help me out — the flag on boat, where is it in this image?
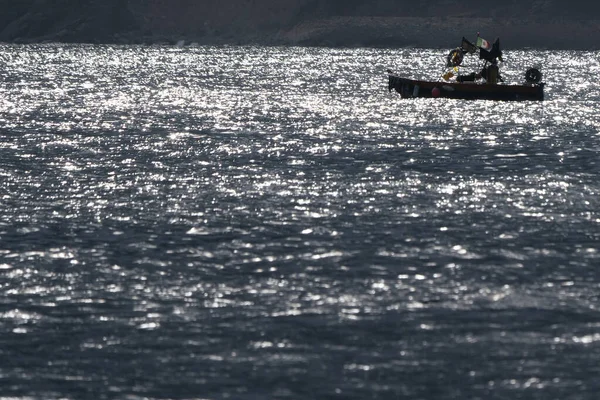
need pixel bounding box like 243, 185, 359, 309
479, 38, 503, 63
476, 36, 492, 50
461, 37, 478, 54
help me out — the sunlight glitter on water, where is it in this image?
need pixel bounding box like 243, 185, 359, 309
1, 44, 600, 399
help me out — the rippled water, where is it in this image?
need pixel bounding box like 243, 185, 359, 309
1, 44, 600, 399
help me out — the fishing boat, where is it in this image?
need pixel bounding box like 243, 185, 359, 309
387, 36, 544, 101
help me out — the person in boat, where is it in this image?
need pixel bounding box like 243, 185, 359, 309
480, 60, 503, 84
453, 36, 504, 84
455, 61, 503, 84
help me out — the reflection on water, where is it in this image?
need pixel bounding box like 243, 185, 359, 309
0, 44, 600, 399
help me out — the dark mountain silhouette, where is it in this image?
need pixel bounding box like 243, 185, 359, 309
0, 0, 137, 43
1, 0, 599, 49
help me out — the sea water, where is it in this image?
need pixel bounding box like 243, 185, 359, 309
0, 44, 599, 399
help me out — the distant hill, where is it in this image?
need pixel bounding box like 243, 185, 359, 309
1, 0, 600, 49
0, 0, 137, 43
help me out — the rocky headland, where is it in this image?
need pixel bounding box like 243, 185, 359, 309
1, 0, 599, 49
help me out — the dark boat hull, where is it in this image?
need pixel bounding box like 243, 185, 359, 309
388, 74, 544, 101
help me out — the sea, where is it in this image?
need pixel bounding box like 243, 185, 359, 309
0, 44, 599, 400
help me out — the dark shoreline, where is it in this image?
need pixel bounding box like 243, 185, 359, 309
4, 21, 600, 51
1, 1, 600, 51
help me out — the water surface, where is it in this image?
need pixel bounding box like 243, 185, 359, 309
1, 44, 599, 399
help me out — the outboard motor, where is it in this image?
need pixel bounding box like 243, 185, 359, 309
525, 67, 543, 84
